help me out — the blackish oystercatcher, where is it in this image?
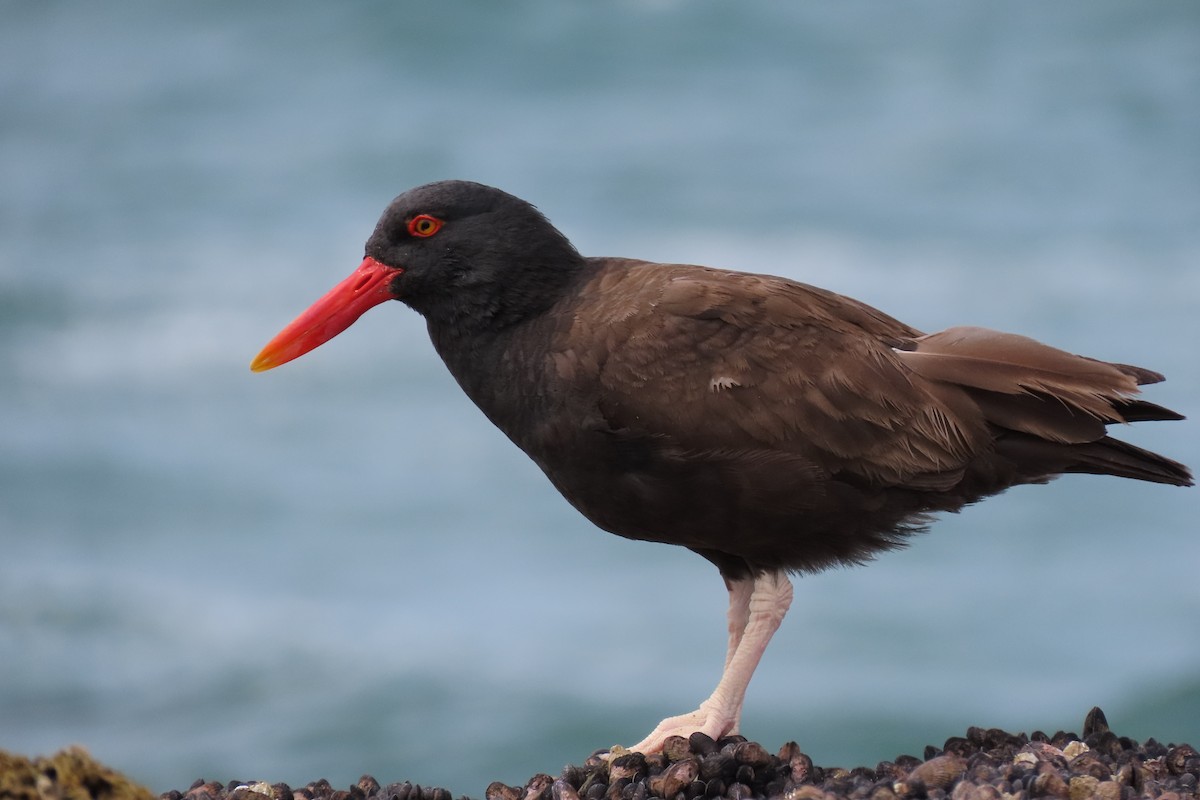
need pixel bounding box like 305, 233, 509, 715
252, 180, 1192, 753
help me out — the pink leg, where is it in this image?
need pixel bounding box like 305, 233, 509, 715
722, 575, 753, 672
626, 570, 793, 753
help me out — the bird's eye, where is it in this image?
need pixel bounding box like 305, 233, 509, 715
408, 214, 444, 238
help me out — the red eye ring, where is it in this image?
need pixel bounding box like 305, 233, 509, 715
408, 214, 444, 238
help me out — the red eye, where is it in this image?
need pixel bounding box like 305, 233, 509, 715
408, 214, 444, 238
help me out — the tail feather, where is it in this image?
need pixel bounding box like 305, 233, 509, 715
994, 433, 1193, 487
1108, 362, 1165, 385
895, 325, 1192, 488
1060, 436, 1193, 486
1112, 397, 1185, 423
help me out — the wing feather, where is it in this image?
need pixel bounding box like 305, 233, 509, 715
563, 262, 988, 487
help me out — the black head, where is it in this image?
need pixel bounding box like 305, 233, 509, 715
251, 181, 583, 373
366, 180, 584, 330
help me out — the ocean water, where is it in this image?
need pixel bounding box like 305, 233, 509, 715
2, 2, 1198, 796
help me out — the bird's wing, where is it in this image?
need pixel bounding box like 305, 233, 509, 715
558, 261, 992, 489
891, 325, 1152, 441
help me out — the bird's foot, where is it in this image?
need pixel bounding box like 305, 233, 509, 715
619, 704, 738, 755
606, 572, 791, 757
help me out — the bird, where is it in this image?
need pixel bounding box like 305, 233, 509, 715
251, 179, 1192, 754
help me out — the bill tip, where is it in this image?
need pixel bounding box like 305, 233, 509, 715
250, 352, 275, 372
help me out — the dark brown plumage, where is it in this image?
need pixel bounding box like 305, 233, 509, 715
487, 260, 1192, 580
252, 180, 1192, 753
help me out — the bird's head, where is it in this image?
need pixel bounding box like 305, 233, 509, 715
251, 180, 581, 372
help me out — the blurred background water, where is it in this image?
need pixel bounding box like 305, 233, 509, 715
2, 2, 1198, 796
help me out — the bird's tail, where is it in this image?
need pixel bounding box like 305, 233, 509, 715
995, 432, 1193, 487
895, 325, 1193, 488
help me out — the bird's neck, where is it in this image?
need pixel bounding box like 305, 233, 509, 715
420, 254, 603, 454
424, 313, 558, 446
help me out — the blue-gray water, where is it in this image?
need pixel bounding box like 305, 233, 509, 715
2, 3, 1198, 797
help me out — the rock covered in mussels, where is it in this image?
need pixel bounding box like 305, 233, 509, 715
146, 709, 1199, 800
